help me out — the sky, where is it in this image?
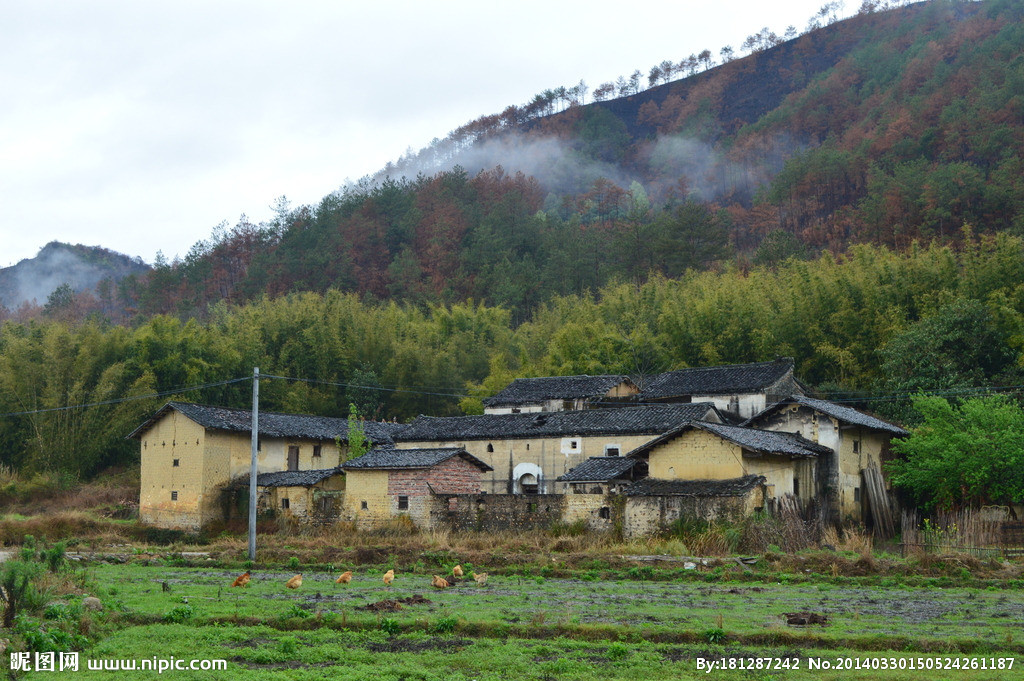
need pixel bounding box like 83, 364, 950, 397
1, 0, 840, 268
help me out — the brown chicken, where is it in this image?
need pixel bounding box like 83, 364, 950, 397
473, 572, 488, 586
231, 571, 251, 587
431, 575, 450, 589
383, 569, 395, 586
452, 564, 464, 577
285, 573, 303, 589
335, 570, 353, 584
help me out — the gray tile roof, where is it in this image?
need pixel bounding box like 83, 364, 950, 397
623, 474, 766, 497
556, 456, 640, 482
128, 402, 407, 444
342, 446, 493, 472
641, 358, 794, 398
394, 403, 721, 442
745, 395, 908, 436
230, 467, 343, 488
627, 421, 831, 459
483, 375, 635, 407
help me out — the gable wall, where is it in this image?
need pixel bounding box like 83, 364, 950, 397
647, 429, 746, 480
139, 411, 209, 529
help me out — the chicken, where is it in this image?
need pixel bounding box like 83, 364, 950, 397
383, 569, 395, 586
452, 564, 464, 578
231, 571, 251, 588
431, 575, 450, 589
473, 572, 488, 586
335, 570, 353, 584
285, 573, 303, 589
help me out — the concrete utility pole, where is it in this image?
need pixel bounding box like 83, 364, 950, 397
248, 367, 259, 561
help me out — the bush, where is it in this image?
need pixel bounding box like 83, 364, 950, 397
162, 604, 194, 623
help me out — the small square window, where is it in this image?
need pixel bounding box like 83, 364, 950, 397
853, 440, 861, 454
570, 440, 579, 450
398, 495, 409, 510
361, 500, 368, 510
599, 506, 611, 519
170, 491, 178, 501
313, 445, 322, 458
172, 459, 180, 467
281, 498, 290, 510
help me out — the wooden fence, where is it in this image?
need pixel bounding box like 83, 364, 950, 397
901, 507, 1023, 558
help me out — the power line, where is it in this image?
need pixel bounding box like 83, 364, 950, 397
260, 374, 470, 399
0, 376, 252, 418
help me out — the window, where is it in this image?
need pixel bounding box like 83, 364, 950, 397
287, 445, 299, 471
360, 500, 368, 510
853, 440, 861, 454
570, 440, 579, 450
313, 444, 322, 458
486, 443, 494, 453
854, 487, 861, 502
281, 498, 290, 510
172, 459, 180, 467
526, 443, 530, 450
511, 408, 521, 414
604, 445, 620, 456
170, 491, 178, 501
599, 507, 611, 519
398, 495, 409, 510
793, 478, 800, 497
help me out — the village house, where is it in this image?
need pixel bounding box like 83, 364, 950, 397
392, 403, 724, 495
340, 446, 492, 529
483, 374, 639, 414
640, 358, 803, 420
231, 468, 346, 524
624, 421, 832, 507
130, 402, 404, 530
743, 395, 908, 523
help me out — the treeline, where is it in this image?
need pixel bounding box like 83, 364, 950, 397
3, 233, 1024, 479
93, 169, 732, 324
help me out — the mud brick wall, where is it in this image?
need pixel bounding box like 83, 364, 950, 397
436, 494, 565, 532
563, 492, 617, 531
624, 494, 752, 538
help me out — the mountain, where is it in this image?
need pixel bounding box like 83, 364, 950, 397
44, 0, 1024, 321
0, 242, 150, 312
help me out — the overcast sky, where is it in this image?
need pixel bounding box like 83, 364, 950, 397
1, 0, 839, 267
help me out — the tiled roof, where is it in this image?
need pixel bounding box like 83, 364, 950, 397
745, 395, 908, 436
230, 467, 343, 488
556, 457, 640, 482
627, 421, 831, 459
394, 403, 720, 442
483, 375, 635, 407
342, 446, 493, 472
623, 474, 765, 497
128, 402, 407, 444
641, 359, 794, 398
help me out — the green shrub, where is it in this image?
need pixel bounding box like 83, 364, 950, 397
162, 604, 194, 623
704, 627, 727, 644
432, 616, 458, 634
606, 642, 629, 661
380, 617, 400, 636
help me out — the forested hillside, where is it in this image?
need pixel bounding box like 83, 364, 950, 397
3, 0, 1024, 482
62, 0, 1019, 324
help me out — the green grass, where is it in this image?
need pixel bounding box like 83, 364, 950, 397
79, 564, 1023, 650
22, 625, 1024, 680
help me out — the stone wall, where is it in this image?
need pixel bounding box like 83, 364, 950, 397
437, 494, 564, 533
623, 491, 757, 539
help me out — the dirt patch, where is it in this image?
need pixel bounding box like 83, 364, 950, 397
365, 637, 472, 653
783, 612, 828, 626
222, 637, 276, 649
356, 594, 432, 612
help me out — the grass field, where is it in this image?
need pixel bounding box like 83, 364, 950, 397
13, 559, 1022, 680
